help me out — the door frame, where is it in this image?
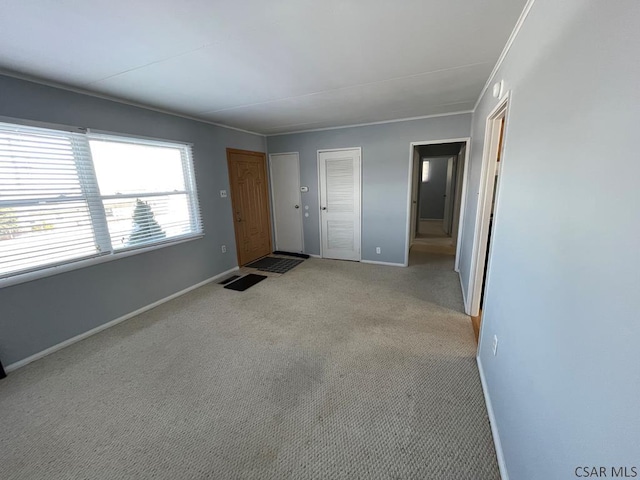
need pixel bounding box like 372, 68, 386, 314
442, 156, 456, 235
404, 138, 471, 268
317, 147, 362, 260
226, 148, 273, 266
409, 148, 421, 244
468, 93, 510, 317
268, 152, 304, 253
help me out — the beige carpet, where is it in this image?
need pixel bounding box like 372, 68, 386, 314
0, 251, 499, 479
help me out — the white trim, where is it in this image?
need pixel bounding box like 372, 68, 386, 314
88, 129, 194, 147
468, 94, 510, 316
404, 138, 471, 267
316, 156, 324, 258
5, 266, 240, 373
317, 147, 363, 261
454, 143, 471, 272
360, 259, 405, 267
473, 0, 536, 111
0, 69, 265, 137
0, 115, 86, 134
477, 356, 509, 480
268, 111, 473, 136
307, 253, 321, 258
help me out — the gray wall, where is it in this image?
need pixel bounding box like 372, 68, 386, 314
458, 0, 640, 477
266, 114, 471, 264
418, 156, 449, 219
0, 75, 266, 366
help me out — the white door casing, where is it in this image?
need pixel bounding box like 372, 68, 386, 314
269, 152, 304, 253
469, 93, 510, 318
318, 148, 361, 261
405, 138, 471, 269
410, 149, 420, 244
443, 156, 455, 235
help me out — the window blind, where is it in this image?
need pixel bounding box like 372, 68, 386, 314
0, 123, 103, 278
0, 121, 203, 281
88, 135, 202, 251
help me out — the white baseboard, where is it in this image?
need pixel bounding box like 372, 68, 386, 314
5, 266, 240, 373
307, 254, 321, 258
477, 356, 509, 480
360, 259, 406, 267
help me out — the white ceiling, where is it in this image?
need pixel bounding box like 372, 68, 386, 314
0, 0, 527, 135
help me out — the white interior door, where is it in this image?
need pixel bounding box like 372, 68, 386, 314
318, 148, 361, 261
269, 153, 304, 253
443, 156, 455, 235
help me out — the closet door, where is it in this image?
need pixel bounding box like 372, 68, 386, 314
318, 148, 361, 261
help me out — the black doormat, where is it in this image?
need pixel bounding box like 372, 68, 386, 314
273, 250, 310, 259
224, 274, 267, 291
257, 258, 304, 274
218, 274, 240, 285
245, 257, 282, 269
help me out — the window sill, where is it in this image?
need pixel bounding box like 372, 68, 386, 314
0, 233, 204, 290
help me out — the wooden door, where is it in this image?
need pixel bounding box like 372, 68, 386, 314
227, 149, 272, 265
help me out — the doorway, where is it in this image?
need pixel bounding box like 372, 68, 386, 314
227, 148, 272, 266
269, 152, 304, 254
318, 147, 362, 261
405, 139, 470, 266
469, 95, 509, 340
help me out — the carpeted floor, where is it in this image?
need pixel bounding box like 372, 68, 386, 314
0, 251, 499, 479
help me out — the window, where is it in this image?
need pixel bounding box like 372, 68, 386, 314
421, 160, 430, 182
0, 121, 202, 281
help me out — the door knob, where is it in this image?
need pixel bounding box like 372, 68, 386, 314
294, 205, 300, 209
321, 207, 327, 211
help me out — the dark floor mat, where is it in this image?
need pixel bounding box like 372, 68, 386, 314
218, 275, 240, 285
272, 251, 310, 259
223, 274, 267, 291
245, 257, 283, 269
258, 258, 303, 274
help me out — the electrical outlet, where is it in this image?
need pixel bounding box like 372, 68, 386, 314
376, 247, 381, 254
220, 190, 227, 198
492, 335, 498, 356
221, 245, 227, 253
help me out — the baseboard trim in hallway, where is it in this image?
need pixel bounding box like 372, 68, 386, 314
360, 259, 405, 267
5, 266, 240, 373
477, 356, 509, 480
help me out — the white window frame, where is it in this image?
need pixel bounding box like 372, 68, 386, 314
421, 159, 430, 182
0, 119, 203, 289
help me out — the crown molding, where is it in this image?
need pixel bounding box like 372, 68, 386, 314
0, 69, 265, 137
473, 0, 537, 111
266, 110, 474, 137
